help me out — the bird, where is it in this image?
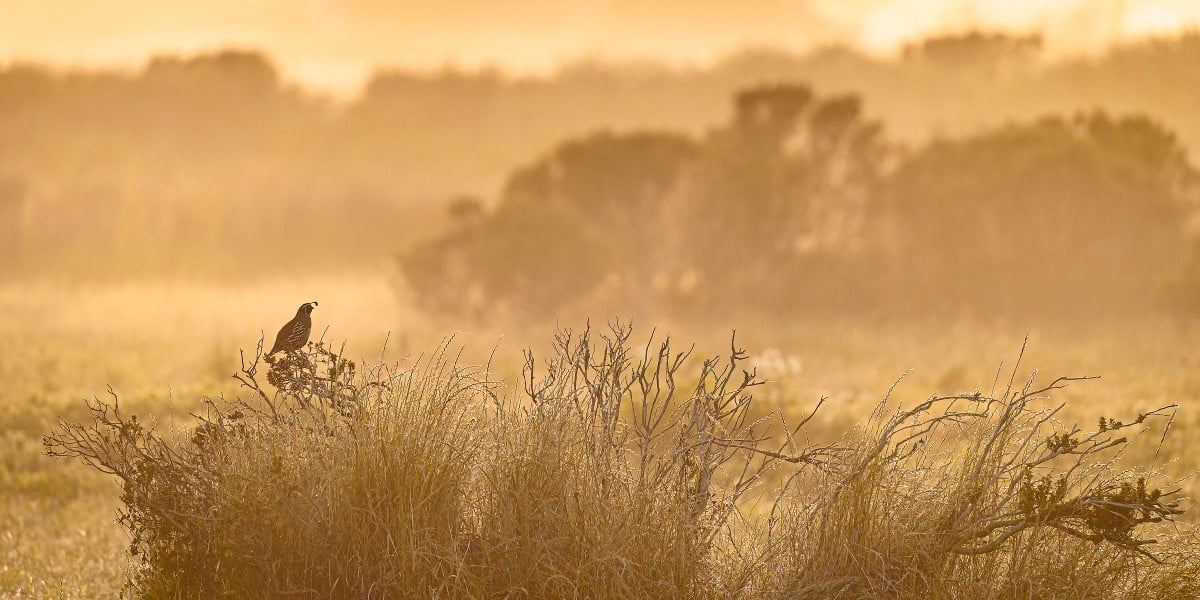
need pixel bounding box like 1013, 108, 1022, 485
268, 302, 318, 356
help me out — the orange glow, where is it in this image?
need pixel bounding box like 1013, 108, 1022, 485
1, 1, 1197, 96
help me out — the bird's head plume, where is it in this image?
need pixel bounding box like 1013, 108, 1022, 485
298, 301, 318, 315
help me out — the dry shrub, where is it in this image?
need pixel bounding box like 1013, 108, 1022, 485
466, 326, 819, 598
45, 327, 1200, 599
45, 339, 485, 598
763, 342, 1196, 599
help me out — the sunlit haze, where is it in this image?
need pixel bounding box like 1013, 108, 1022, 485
8, 0, 1200, 596
2, 0, 1197, 95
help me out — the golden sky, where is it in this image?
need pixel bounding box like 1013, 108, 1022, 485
1, 0, 1197, 95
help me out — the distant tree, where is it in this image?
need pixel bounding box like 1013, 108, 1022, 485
502, 130, 697, 229
902, 30, 1043, 76
400, 131, 696, 319
446, 195, 485, 228
143, 49, 280, 92
675, 84, 886, 313
879, 112, 1196, 316
733, 84, 812, 137
401, 199, 612, 319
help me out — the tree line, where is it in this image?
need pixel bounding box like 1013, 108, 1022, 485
401, 84, 1198, 320
1, 32, 1198, 280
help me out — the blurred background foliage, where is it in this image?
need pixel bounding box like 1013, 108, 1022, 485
1, 30, 1198, 321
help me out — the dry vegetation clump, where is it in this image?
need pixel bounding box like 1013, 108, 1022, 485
463, 326, 825, 598
45, 325, 1200, 599
763, 344, 1196, 599
45, 339, 483, 598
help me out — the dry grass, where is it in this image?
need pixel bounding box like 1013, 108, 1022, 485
40, 320, 1200, 599
4, 275, 1200, 598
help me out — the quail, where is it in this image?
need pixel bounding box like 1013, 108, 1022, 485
268, 301, 318, 356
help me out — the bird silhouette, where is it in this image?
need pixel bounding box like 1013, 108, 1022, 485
268, 302, 318, 356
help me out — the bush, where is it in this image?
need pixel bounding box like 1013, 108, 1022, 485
46, 339, 481, 597
879, 113, 1195, 317
763, 344, 1194, 598
46, 326, 1199, 598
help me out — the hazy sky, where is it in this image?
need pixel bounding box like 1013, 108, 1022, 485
2, 0, 1197, 95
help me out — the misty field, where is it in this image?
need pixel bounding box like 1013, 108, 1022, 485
4, 275, 1199, 598
4, 26, 1200, 598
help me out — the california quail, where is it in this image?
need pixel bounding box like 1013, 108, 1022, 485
268, 302, 318, 356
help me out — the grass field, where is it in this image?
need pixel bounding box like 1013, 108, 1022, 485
3, 272, 1199, 597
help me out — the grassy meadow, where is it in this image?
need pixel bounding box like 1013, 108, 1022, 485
4, 273, 1199, 597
